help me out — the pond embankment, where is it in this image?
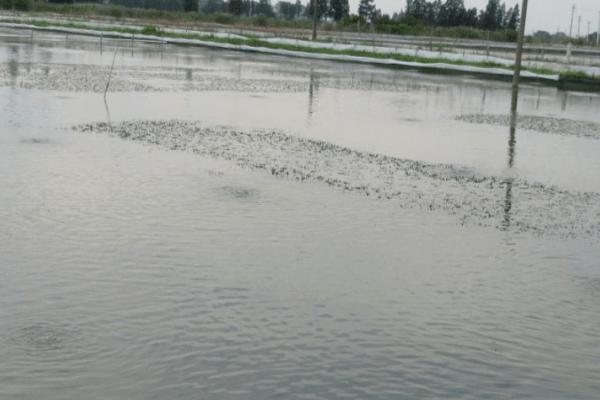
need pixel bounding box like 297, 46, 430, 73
0, 18, 574, 86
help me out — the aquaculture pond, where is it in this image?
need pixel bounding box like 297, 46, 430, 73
1, 28, 599, 400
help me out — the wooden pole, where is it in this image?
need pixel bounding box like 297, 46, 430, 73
597, 11, 600, 47
504, 0, 528, 227
104, 46, 119, 100
509, 0, 529, 140
311, 0, 318, 41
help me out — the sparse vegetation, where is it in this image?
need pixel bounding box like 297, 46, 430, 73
141, 24, 162, 35
560, 70, 599, 80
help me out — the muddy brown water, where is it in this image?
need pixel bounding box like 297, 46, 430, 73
1, 28, 599, 400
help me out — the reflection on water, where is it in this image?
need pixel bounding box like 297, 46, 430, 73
507, 124, 516, 169
8, 58, 18, 80
307, 69, 319, 122
103, 96, 112, 129
561, 91, 568, 111
502, 125, 516, 229
479, 88, 487, 113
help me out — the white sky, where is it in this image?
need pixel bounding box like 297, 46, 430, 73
346, 0, 600, 34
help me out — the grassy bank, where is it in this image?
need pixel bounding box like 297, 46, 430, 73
3, 17, 599, 84
1, 19, 538, 72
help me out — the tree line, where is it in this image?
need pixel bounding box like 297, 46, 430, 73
402, 0, 520, 31
12, 0, 521, 33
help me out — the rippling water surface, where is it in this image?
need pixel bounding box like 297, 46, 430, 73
1, 28, 599, 400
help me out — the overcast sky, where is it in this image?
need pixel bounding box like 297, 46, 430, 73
346, 0, 600, 34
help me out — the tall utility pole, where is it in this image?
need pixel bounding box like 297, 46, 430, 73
569, 4, 576, 38
597, 11, 600, 46
509, 0, 529, 139
588, 21, 591, 44
578, 15, 582, 38
505, 0, 528, 227
311, 0, 318, 41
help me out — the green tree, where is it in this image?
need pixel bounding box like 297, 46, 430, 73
438, 0, 466, 27
241, 0, 256, 16
276, 1, 298, 19
505, 4, 519, 30
229, 0, 243, 15
202, 0, 226, 13
294, 0, 303, 18
463, 7, 478, 27
183, 0, 197, 12
305, 0, 328, 20
496, 2, 506, 28
480, 0, 500, 30
405, 0, 426, 20
424, 0, 442, 25
255, 0, 274, 16
358, 0, 376, 23
329, 0, 349, 22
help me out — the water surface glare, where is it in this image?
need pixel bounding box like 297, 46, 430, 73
1, 29, 600, 400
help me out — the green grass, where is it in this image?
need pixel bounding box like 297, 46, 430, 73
9, 17, 599, 82
559, 70, 599, 80
141, 24, 162, 36
527, 66, 557, 76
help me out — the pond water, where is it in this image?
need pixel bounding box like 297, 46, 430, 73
1, 28, 599, 400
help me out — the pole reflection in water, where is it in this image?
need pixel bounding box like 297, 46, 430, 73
184, 68, 193, 91
307, 70, 319, 122
503, 125, 516, 229
561, 91, 568, 111
505, 0, 528, 230
8, 59, 18, 83
104, 96, 113, 132
480, 88, 487, 113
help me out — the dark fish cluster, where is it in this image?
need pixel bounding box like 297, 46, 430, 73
0, 62, 308, 93
8, 322, 82, 353
0, 63, 152, 92
75, 120, 600, 239
457, 114, 600, 139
